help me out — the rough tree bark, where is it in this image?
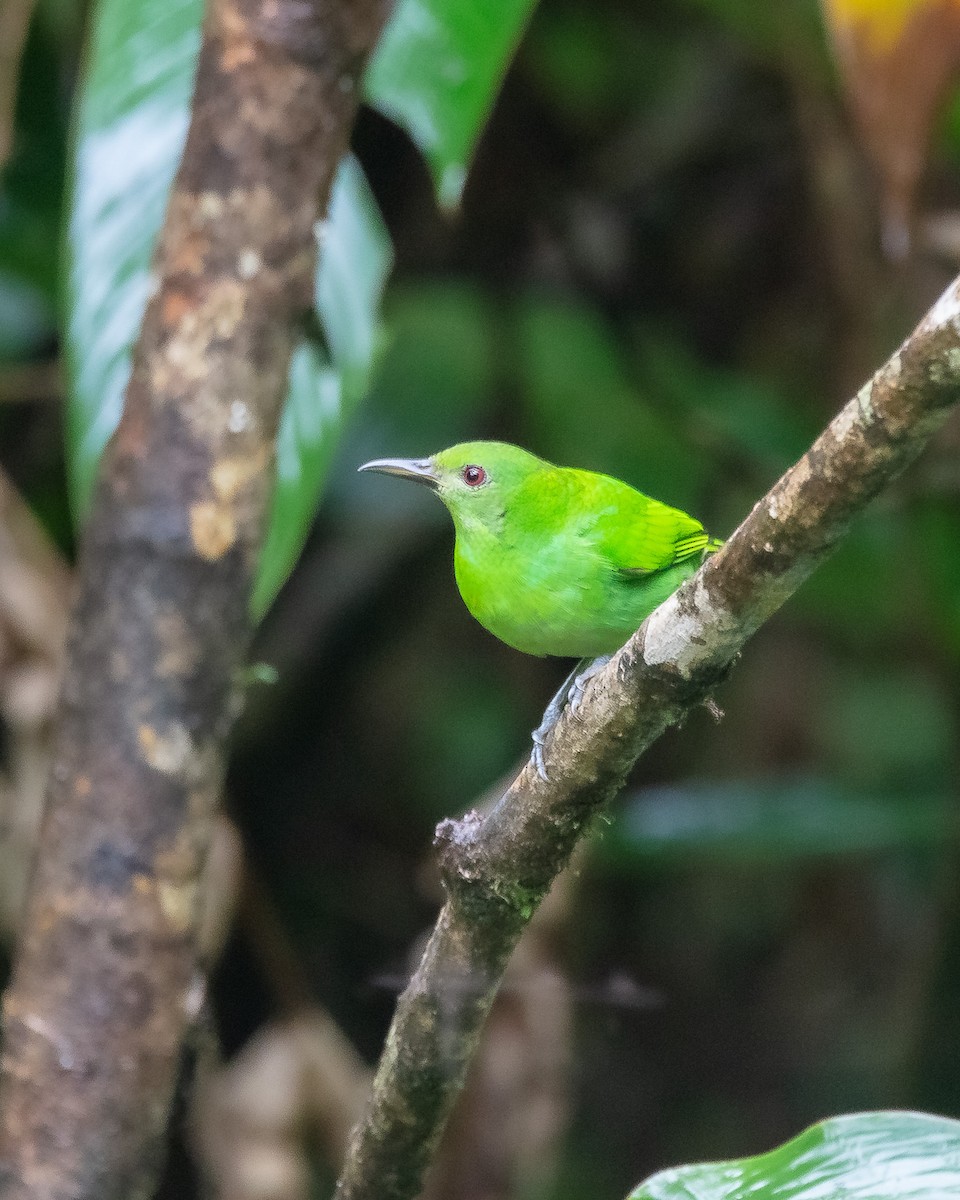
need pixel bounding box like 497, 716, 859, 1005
0, 0, 388, 1197
333, 281, 960, 1200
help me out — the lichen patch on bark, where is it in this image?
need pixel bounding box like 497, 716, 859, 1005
136, 722, 197, 779
210, 446, 270, 503
189, 500, 237, 561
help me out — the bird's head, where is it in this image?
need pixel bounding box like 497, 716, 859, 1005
358, 441, 547, 533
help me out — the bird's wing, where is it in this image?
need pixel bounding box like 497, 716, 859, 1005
564, 469, 712, 576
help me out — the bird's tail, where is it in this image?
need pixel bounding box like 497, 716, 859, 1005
704, 536, 724, 557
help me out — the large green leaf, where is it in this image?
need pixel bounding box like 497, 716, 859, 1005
251, 155, 391, 617
629, 1112, 960, 1199
251, 345, 343, 618
65, 0, 200, 516
66, 0, 390, 616
313, 154, 393, 401
366, 0, 539, 207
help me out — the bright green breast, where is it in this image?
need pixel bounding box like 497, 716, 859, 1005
452, 503, 700, 659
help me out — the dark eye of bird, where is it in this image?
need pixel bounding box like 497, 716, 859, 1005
462, 464, 487, 487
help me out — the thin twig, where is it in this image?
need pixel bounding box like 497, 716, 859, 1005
334, 280, 960, 1200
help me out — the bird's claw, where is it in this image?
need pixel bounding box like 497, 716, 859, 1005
569, 673, 590, 717
569, 655, 611, 717
531, 704, 561, 781
531, 731, 550, 782
529, 655, 612, 780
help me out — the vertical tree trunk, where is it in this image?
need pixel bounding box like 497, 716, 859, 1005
0, 1, 387, 1196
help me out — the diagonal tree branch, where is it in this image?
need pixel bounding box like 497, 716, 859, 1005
334, 279, 960, 1200
0, 0, 388, 1197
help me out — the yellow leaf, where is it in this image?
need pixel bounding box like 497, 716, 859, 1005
821, 0, 960, 256
827, 0, 956, 52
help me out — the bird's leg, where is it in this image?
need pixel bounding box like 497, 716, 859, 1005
569, 654, 611, 716
531, 660, 584, 781
531, 655, 611, 781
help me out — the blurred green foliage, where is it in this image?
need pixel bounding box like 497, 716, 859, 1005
0, 10, 64, 359
3, 0, 960, 1195
604, 778, 954, 866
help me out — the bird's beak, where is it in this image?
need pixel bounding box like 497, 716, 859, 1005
357, 457, 440, 489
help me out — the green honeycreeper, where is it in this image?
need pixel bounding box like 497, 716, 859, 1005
359, 441, 721, 776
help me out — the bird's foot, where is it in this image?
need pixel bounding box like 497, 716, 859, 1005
531, 732, 549, 782
530, 669, 576, 782
529, 656, 611, 781
569, 655, 611, 717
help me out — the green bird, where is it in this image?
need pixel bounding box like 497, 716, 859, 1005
359, 441, 721, 776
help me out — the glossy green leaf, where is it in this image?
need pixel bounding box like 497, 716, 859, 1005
66, 0, 393, 615
314, 154, 393, 397
252, 344, 342, 617
603, 777, 954, 867
253, 156, 391, 616
629, 1111, 960, 1199
65, 0, 200, 516
366, 0, 538, 207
